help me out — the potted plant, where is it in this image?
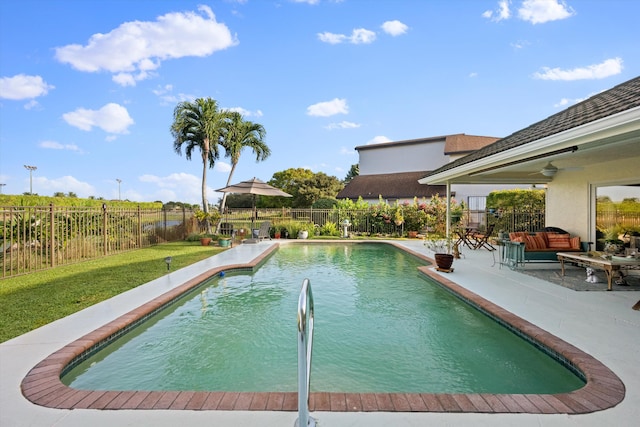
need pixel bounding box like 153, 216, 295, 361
218, 235, 232, 247
200, 235, 213, 246
424, 234, 455, 271
603, 228, 625, 254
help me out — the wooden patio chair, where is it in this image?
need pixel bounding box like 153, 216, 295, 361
471, 224, 496, 251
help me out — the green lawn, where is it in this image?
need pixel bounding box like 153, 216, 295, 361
0, 242, 225, 343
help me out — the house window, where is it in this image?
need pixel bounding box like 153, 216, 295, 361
467, 196, 486, 211
595, 184, 640, 251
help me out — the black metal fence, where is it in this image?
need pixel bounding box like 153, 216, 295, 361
0, 205, 197, 278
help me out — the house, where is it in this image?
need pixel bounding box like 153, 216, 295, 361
337, 133, 523, 210
419, 75, 640, 243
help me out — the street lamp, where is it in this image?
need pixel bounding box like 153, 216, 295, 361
0, 183, 5, 194
24, 165, 37, 194
116, 178, 122, 200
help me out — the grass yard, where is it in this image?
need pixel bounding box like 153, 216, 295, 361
0, 242, 225, 343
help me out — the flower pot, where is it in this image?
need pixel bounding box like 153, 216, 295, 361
434, 253, 454, 270
218, 238, 231, 247
298, 230, 309, 239
200, 237, 212, 246
407, 231, 418, 239
274, 232, 281, 239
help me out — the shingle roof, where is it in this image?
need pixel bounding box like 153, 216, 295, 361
337, 171, 446, 200
425, 76, 640, 177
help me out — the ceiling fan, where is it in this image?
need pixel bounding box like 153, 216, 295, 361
535, 161, 582, 177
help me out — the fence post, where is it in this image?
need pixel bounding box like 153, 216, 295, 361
49, 203, 55, 268
102, 203, 108, 256
137, 205, 142, 248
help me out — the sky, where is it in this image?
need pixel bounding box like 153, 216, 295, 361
1, 0, 639, 205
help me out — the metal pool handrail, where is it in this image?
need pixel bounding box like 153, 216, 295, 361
296, 279, 316, 427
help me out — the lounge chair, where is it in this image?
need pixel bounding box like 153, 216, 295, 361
257, 221, 271, 240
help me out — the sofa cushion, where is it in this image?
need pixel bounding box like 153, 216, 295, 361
525, 234, 547, 250
570, 236, 581, 250
547, 233, 572, 249
509, 232, 528, 241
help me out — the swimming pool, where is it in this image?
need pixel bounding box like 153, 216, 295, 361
22, 241, 625, 414
61, 243, 583, 394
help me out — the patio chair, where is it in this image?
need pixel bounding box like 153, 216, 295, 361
257, 221, 272, 240
471, 224, 496, 251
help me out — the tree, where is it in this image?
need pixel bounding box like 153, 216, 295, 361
217, 112, 270, 231
267, 168, 344, 208
171, 98, 225, 230
344, 164, 359, 184
267, 168, 315, 208
297, 172, 344, 207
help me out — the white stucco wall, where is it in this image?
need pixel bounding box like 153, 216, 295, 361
358, 140, 447, 175
546, 155, 640, 242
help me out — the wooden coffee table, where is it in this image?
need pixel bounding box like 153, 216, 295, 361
557, 252, 640, 291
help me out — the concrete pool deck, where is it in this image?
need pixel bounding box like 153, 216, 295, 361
1, 240, 638, 426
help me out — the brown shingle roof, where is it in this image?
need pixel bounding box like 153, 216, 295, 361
337, 171, 446, 200
425, 76, 640, 177
443, 134, 500, 155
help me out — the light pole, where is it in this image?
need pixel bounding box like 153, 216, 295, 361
116, 178, 122, 200
0, 183, 5, 194
24, 165, 37, 194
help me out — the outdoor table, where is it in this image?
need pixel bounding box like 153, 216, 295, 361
557, 252, 640, 291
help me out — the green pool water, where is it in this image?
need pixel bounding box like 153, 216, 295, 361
62, 243, 584, 394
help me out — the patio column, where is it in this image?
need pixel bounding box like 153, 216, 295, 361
446, 181, 451, 251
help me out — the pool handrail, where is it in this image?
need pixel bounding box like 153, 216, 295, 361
296, 278, 316, 427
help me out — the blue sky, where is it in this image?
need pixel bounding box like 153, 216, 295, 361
1, 0, 638, 205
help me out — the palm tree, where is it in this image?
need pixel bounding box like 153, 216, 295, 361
217, 112, 270, 229
171, 98, 225, 231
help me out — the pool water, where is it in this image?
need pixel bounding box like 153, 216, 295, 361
62, 243, 584, 394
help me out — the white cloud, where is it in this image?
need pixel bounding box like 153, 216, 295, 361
317, 32, 346, 44
339, 146, 356, 155
39, 140, 81, 151
318, 28, 376, 44
511, 40, 530, 49
226, 107, 263, 117
381, 20, 408, 36
152, 84, 194, 105
518, 0, 575, 24
366, 135, 392, 145
468, 72, 478, 78
533, 58, 623, 81
0, 74, 54, 100
31, 175, 96, 198
292, 0, 320, 4
62, 102, 134, 134
54, 5, 237, 86
325, 121, 360, 130
483, 0, 511, 22
553, 91, 598, 108
214, 161, 232, 173
139, 172, 217, 204
307, 98, 348, 117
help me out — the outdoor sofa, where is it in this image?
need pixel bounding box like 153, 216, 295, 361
505, 230, 590, 265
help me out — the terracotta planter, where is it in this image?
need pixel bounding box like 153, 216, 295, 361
274, 232, 281, 239
200, 237, 212, 246
407, 231, 418, 238
434, 253, 454, 270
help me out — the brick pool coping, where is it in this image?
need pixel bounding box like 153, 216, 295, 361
21, 241, 625, 414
